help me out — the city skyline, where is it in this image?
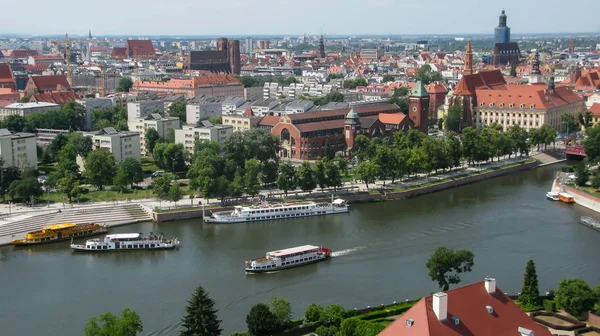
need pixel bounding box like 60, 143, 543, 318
1, 0, 599, 36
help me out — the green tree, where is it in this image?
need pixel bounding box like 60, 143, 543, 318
60, 101, 87, 130
445, 132, 462, 168
154, 143, 187, 173
579, 111, 593, 129
58, 172, 83, 203
119, 158, 143, 188
166, 128, 176, 143
1, 115, 26, 132
389, 97, 409, 114
356, 161, 379, 189
508, 125, 529, 157
592, 172, 600, 190
237, 76, 259, 88
325, 160, 342, 191
0, 165, 20, 201
244, 159, 262, 197
426, 246, 475, 291
414, 64, 443, 84
84, 150, 117, 190
168, 101, 187, 123
113, 169, 129, 193
152, 174, 173, 201
47, 133, 69, 161
561, 113, 578, 134
313, 158, 327, 192
382, 74, 395, 82
207, 116, 222, 124
518, 260, 541, 308
117, 77, 134, 92
334, 153, 349, 176
445, 105, 462, 132
296, 161, 316, 193
230, 171, 245, 197
575, 162, 589, 186
214, 175, 231, 204
324, 91, 344, 103
187, 150, 222, 201
145, 128, 160, 156
69, 133, 93, 158
8, 177, 41, 203
179, 286, 222, 336
354, 320, 386, 336
315, 325, 339, 336
261, 160, 279, 186
555, 279, 597, 317
340, 317, 361, 336
583, 124, 600, 164
84, 308, 142, 336
320, 304, 346, 327
393, 87, 409, 97
223, 129, 280, 168
276, 161, 296, 196
246, 303, 279, 336
304, 303, 325, 323
267, 296, 292, 327
169, 184, 182, 207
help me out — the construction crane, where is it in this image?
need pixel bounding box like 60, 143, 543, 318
50, 33, 95, 85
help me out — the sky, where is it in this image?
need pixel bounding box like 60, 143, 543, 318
1, 0, 599, 36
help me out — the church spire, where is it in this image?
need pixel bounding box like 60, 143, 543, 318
89, 30, 92, 39
498, 9, 507, 27
464, 40, 473, 75
531, 51, 541, 75
318, 31, 326, 58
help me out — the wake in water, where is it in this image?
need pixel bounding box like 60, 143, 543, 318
331, 245, 368, 257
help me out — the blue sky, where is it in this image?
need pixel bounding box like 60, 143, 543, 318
2, 0, 598, 36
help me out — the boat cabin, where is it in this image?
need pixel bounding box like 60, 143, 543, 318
558, 193, 575, 203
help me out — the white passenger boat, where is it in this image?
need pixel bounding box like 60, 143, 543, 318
245, 245, 332, 273
204, 198, 348, 224
546, 191, 560, 201
70, 233, 180, 252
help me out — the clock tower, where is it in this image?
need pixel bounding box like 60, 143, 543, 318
408, 81, 430, 134
344, 108, 361, 155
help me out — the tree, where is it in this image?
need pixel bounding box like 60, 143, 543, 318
325, 160, 342, 191
561, 113, 578, 134
315, 325, 339, 336
0, 165, 20, 202
145, 128, 160, 156
166, 128, 176, 143
60, 101, 87, 130
304, 303, 325, 323
592, 172, 600, 190
583, 125, 600, 164
267, 296, 292, 327
168, 101, 187, 123
555, 279, 597, 317
230, 171, 245, 197
510, 63, 517, 77
47, 133, 69, 161
244, 159, 262, 197
518, 260, 541, 307
414, 64, 443, 84
445, 132, 462, 169
324, 91, 344, 103
118, 158, 143, 188
154, 143, 187, 173
169, 184, 182, 207
389, 97, 409, 114
579, 111, 593, 129
152, 174, 173, 201
313, 158, 328, 192
214, 176, 231, 204
382, 74, 395, 82
69, 133, 93, 158
58, 172, 84, 203
1, 115, 26, 132
445, 105, 462, 132
117, 77, 133, 92
356, 161, 379, 189
575, 162, 589, 186
179, 286, 222, 336
340, 317, 361, 336
113, 169, 129, 193
207, 116, 222, 124
84, 150, 117, 190
246, 303, 279, 336
237, 76, 259, 88
320, 304, 346, 327
426, 246, 475, 291
393, 87, 409, 97
8, 177, 41, 203
84, 308, 142, 336
354, 320, 386, 336
296, 161, 316, 193
276, 161, 296, 196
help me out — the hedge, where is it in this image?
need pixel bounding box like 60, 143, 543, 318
543, 299, 556, 312
354, 302, 416, 321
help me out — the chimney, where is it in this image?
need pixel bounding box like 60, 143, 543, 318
432, 292, 448, 321
518, 327, 535, 336
484, 277, 496, 294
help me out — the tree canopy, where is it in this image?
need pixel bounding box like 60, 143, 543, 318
555, 279, 597, 318
246, 303, 279, 336
267, 296, 292, 327
518, 260, 541, 308
414, 64, 443, 84
168, 102, 187, 123
84, 149, 117, 190
426, 246, 475, 291
179, 286, 222, 336
117, 77, 134, 92
84, 308, 142, 336
584, 124, 600, 164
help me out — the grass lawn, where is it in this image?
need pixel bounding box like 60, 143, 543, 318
578, 185, 600, 198
37, 183, 194, 204
141, 157, 161, 175
38, 163, 57, 176
582, 332, 600, 336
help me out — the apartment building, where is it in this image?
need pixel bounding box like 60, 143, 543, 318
175, 121, 233, 153
128, 114, 181, 155
77, 98, 113, 130
88, 127, 141, 162
0, 129, 38, 170
35, 128, 70, 148
185, 96, 223, 124
127, 101, 165, 121
221, 96, 246, 114
0, 102, 60, 120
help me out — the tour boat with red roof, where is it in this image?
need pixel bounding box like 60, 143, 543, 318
245, 245, 332, 273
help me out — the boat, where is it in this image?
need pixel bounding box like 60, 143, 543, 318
580, 216, 600, 231
245, 245, 332, 273
558, 193, 575, 203
12, 223, 108, 246
546, 191, 560, 201
204, 198, 348, 224
70, 233, 180, 252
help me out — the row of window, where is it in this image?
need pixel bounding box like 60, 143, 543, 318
248, 206, 310, 214
478, 112, 540, 118
480, 102, 536, 109
246, 212, 324, 221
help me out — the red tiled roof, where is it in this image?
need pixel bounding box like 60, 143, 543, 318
590, 103, 600, 117
24, 63, 50, 73
9, 49, 38, 58
258, 115, 280, 126
0, 99, 13, 108
476, 85, 582, 110
243, 107, 253, 116
90, 46, 107, 52
33, 55, 63, 60
127, 40, 155, 57
454, 70, 507, 96
192, 74, 241, 87
378, 113, 409, 125
30, 75, 71, 92
379, 280, 552, 336
0, 63, 16, 90
287, 104, 400, 122
295, 119, 345, 132
30, 91, 78, 104
111, 47, 127, 58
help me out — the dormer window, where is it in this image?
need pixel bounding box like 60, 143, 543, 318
489, 103, 494, 107
499, 103, 504, 108
520, 103, 525, 108
530, 104, 535, 109
509, 103, 514, 108
480, 102, 485, 107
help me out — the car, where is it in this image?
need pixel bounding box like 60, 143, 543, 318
38, 175, 47, 184
151, 171, 164, 178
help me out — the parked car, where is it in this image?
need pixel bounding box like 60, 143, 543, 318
151, 171, 164, 178
37, 175, 47, 184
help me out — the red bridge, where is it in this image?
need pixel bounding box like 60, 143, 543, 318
565, 145, 587, 157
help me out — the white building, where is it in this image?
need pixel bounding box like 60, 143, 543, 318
128, 114, 181, 155
88, 127, 141, 162
185, 96, 223, 125
0, 102, 60, 120
284, 100, 314, 113
77, 98, 114, 130
0, 129, 38, 171
251, 98, 280, 116
175, 121, 233, 153
221, 96, 247, 115
127, 101, 164, 121
35, 128, 69, 148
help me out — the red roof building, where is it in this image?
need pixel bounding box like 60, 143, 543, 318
126, 40, 155, 59
24, 75, 71, 95
589, 103, 600, 126
379, 278, 552, 336
111, 47, 128, 59
29, 91, 78, 104
8, 49, 39, 59
132, 74, 243, 98
0, 63, 16, 91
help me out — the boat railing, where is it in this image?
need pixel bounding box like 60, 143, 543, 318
581, 216, 600, 226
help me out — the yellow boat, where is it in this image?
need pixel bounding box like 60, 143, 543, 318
12, 223, 108, 246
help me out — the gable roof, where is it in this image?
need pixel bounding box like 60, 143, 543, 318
378, 113, 409, 125
31, 91, 78, 104
111, 47, 127, 58
9, 49, 38, 58
475, 85, 582, 110
379, 280, 553, 336
30, 75, 71, 92
454, 70, 507, 96
0, 63, 16, 90
127, 40, 155, 57
590, 103, 600, 117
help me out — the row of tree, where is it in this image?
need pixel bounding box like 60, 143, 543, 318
0, 101, 86, 133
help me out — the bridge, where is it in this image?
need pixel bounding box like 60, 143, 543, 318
565, 145, 587, 158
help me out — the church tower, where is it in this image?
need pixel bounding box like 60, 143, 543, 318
464, 40, 473, 75
409, 81, 430, 134
318, 34, 326, 58
344, 108, 361, 155
530, 51, 542, 84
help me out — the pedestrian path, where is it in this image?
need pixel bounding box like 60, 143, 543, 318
0, 203, 152, 246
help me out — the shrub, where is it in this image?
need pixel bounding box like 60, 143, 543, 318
543, 299, 556, 312
304, 303, 325, 323
358, 303, 414, 320
561, 165, 575, 172
315, 325, 339, 336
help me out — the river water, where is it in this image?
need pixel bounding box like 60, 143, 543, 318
2, 164, 600, 336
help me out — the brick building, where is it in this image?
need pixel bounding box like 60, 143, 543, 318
187, 37, 241, 75
132, 74, 244, 99
24, 75, 71, 95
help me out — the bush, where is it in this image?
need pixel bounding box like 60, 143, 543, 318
544, 299, 556, 312
561, 165, 575, 172
356, 303, 415, 320
315, 325, 339, 336
305, 303, 325, 323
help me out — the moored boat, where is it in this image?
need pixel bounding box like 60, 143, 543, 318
70, 233, 180, 252
580, 216, 600, 231
546, 191, 560, 201
245, 245, 331, 273
204, 199, 348, 224
12, 223, 108, 246
558, 193, 575, 203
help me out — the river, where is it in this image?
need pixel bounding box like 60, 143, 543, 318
1, 164, 600, 336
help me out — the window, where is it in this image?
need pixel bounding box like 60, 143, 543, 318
489, 103, 494, 107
